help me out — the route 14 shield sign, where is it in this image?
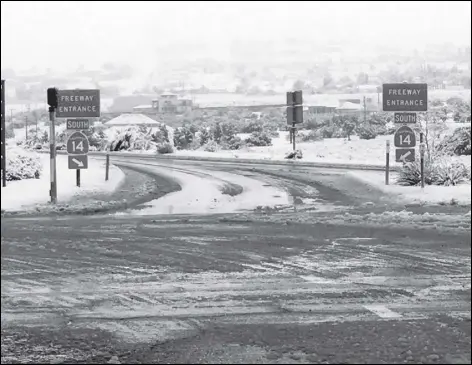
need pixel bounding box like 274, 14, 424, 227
67, 131, 89, 155
394, 125, 416, 148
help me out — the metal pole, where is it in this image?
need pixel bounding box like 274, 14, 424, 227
76, 169, 80, 187
420, 132, 425, 189
1, 80, 5, 187
49, 107, 57, 203
105, 153, 110, 181
385, 140, 390, 185
292, 123, 296, 151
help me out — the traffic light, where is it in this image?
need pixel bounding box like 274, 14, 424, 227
47, 87, 58, 108
293, 105, 303, 124
286, 90, 303, 124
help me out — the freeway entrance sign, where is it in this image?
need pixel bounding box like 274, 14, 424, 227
66, 119, 90, 130
67, 131, 89, 155
68, 155, 88, 169
56, 89, 100, 118
394, 125, 416, 148
396, 148, 416, 163
382, 83, 428, 112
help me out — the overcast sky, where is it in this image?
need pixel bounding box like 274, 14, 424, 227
1, 1, 471, 71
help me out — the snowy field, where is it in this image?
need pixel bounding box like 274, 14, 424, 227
175, 127, 471, 168
1, 152, 125, 212
348, 170, 471, 206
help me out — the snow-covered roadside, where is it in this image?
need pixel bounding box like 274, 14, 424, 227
1, 153, 125, 212
347, 170, 471, 206
173, 130, 471, 168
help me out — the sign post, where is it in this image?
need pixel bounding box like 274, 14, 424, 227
420, 133, 426, 189
385, 140, 390, 185
1, 80, 6, 187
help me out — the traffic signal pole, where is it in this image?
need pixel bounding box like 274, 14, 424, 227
292, 123, 296, 151
47, 88, 58, 204
287, 90, 303, 152
49, 106, 57, 203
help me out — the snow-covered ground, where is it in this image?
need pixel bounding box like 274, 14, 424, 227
348, 170, 471, 206
1, 152, 125, 212
175, 127, 471, 168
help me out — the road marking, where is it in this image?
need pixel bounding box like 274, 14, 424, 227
363, 304, 403, 319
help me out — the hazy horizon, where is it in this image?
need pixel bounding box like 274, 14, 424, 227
1, 1, 471, 72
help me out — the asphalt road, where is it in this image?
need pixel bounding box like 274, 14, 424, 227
1, 160, 471, 364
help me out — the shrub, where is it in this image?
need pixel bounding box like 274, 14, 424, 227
109, 126, 154, 151
431, 160, 470, 186
203, 140, 219, 152
319, 124, 339, 138
301, 130, 323, 142
397, 158, 435, 186
397, 157, 470, 186
245, 131, 272, 147
151, 124, 171, 144
5, 124, 15, 139
6, 149, 42, 181
156, 142, 174, 154
198, 127, 212, 146
173, 127, 195, 150
356, 124, 378, 140
241, 120, 264, 134
437, 126, 471, 156
221, 135, 244, 150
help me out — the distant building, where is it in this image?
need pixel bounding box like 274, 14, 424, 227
357, 84, 380, 93
104, 113, 162, 127
151, 92, 193, 114
132, 105, 154, 113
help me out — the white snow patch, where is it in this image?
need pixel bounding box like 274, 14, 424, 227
122, 163, 291, 215
1, 153, 125, 211
348, 170, 471, 205
363, 305, 403, 319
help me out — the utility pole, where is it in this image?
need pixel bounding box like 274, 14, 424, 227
25, 116, 28, 141
363, 96, 367, 123
10, 109, 15, 123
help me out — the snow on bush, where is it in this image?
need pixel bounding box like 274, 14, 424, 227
356, 124, 378, 140
301, 130, 323, 142
203, 140, 219, 152
437, 125, 471, 156
173, 127, 196, 150
109, 126, 155, 151
6, 148, 42, 181
431, 159, 471, 186
245, 131, 273, 147
157, 142, 174, 154
221, 135, 244, 150
285, 149, 303, 159
397, 157, 470, 186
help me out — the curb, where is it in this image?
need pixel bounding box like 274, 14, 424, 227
44, 150, 399, 172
